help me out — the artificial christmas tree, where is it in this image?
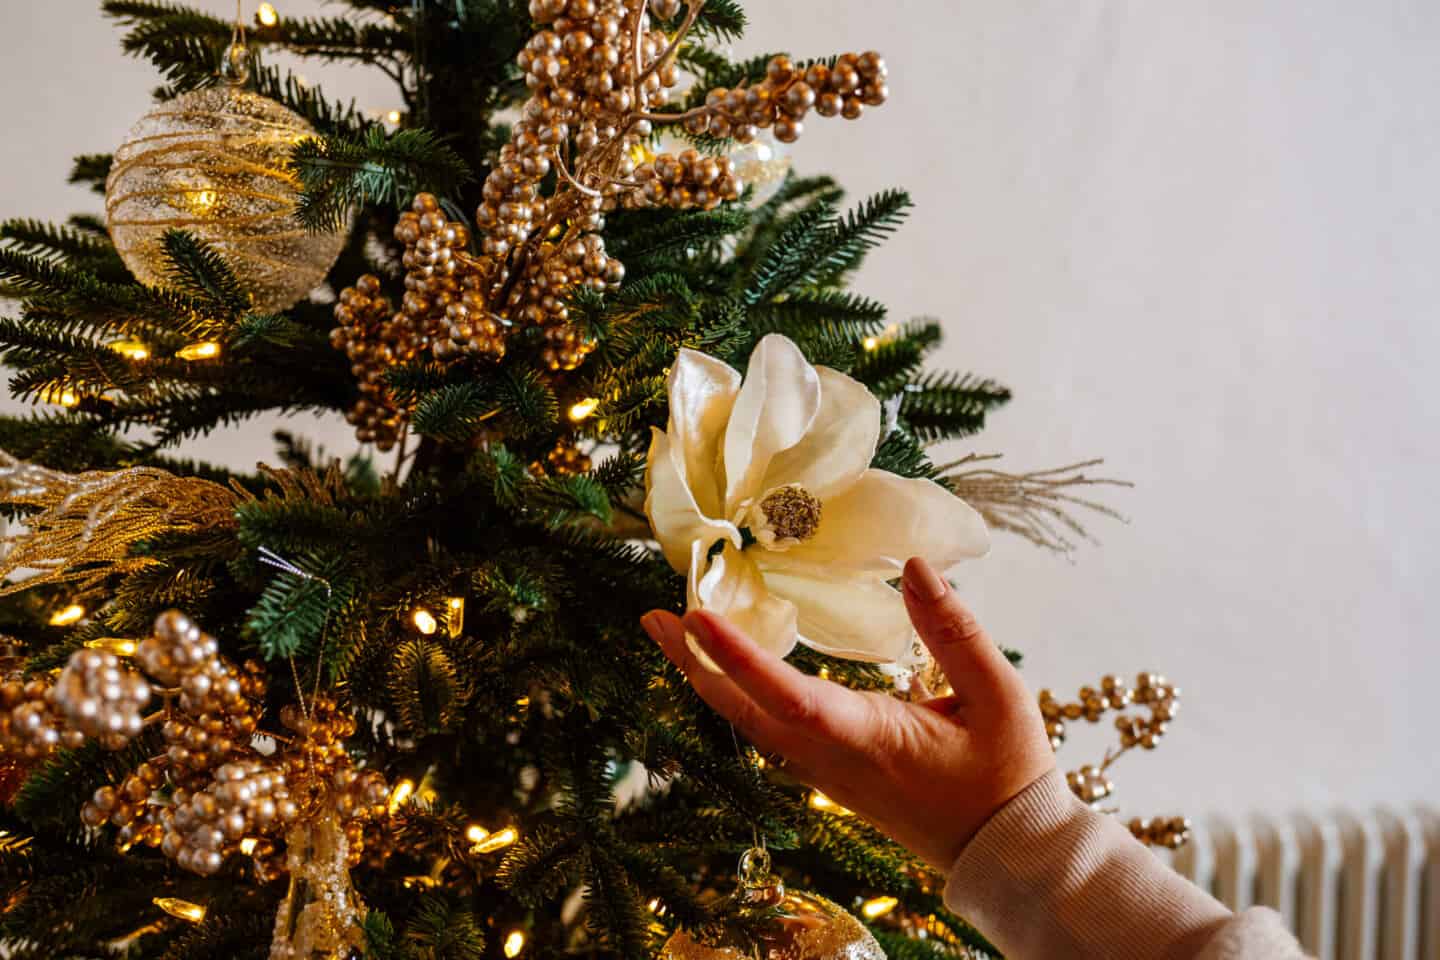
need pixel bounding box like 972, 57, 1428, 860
0, 2, 1151, 958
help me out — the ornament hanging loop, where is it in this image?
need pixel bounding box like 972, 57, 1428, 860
737, 846, 772, 887
735, 846, 785, 909
220, 0, 250, 85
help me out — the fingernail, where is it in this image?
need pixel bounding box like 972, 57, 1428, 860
640, 612, 665, 643
904, 556, 949, 601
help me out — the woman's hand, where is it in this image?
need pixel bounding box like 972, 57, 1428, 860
640, 556, 1055, 872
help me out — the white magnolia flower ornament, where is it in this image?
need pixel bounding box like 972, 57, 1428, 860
644, 334, 990, 663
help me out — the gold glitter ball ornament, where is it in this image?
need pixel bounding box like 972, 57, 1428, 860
105, 82, 346, 312
659, 848, 885, 960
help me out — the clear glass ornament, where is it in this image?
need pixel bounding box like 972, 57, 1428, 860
104, 43, 346, 312
659, 848, 886, 960
728, 130, 792, 207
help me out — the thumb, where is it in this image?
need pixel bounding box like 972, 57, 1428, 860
901, 557, 1017, 705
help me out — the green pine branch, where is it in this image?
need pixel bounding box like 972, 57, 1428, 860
67, 154, 113, 194
158, 229, 251, 315
604, 206, 751, 269
0, 219, 117, 265
103, 1, 231, 88
689, 0, 747, 41
251, 13, 411, 64
292, 128, 473, 232
898, 371, 1012, 442
741, 191, 913, 308
848, 319, 943, 394
400, 893, 486, 960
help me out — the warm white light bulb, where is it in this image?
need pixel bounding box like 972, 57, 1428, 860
176, 341, 221, 361
388, 779, 415, 813
472, 826, 518, 854
861, 896, 898, 919
49, 603, 86, 626
568, 397, 600, 421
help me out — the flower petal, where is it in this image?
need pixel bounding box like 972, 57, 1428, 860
761, 365, 881, 500
689, 541, 798, 662
781, 469, 991, 576
645, 428, 739, 573
666, 348, 741, 518
722, 334, 821, 515
757, 560, 913, 663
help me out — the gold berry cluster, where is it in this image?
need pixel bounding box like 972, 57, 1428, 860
1127, 815, 1192, 850
394, 195, 505, 363
1040, 670, 1188, 849
0, 653, 148, 759
1039, 671, 1180, 749
328, 1, 890, 443
1, 610, 389, 882
635, 150, 741, 210
686, 52, 888, 144
539, 437, 592, 476
330, 275, 407, 451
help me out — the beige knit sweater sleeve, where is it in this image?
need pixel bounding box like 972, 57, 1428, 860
943, 770, 1311, 959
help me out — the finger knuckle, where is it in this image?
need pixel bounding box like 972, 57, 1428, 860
931, 610, 983, 648
730, 702, 764, 742
776, 690, 816, 725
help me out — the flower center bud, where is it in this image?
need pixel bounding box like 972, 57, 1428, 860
758, 485, 823, 544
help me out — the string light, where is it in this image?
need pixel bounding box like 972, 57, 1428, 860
191, 188, 219, 214
411, 608, 438, 635
808, 790, 852, 816
84, 637, 137, 656
176, 341, 221, 360
503, 931, 526, 958
385, 109, 403, 125
471, 826, 518, 854
108, 340, 150, 360
256, 2, 279, 26
862, 323, 900, 352
387, 778, 415, 813
861, 896, 898, 920
444, 597, 465, 638
464, 824, 488, 845
153, 897, 206, 923
402, 875, 438, 889
48, 604, 86, 626
239, 837, 258, 855
567, 397, 599, 421
39, 385, 79, 407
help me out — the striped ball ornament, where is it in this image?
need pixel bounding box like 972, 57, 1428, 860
105, 84, 345, 312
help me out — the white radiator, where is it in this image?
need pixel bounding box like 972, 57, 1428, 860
1168, 808, 1440, 960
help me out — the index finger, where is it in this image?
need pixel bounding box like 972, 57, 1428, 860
683, 610, 877, 749
902, 557, 1020, 706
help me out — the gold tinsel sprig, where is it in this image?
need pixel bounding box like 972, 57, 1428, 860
938, 455, 1131, 554
0, 450, 238, 598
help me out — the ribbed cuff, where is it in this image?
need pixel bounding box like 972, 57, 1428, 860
943, 770, 1231, 960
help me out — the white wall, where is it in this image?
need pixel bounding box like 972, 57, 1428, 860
2, 1, 1435, 819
